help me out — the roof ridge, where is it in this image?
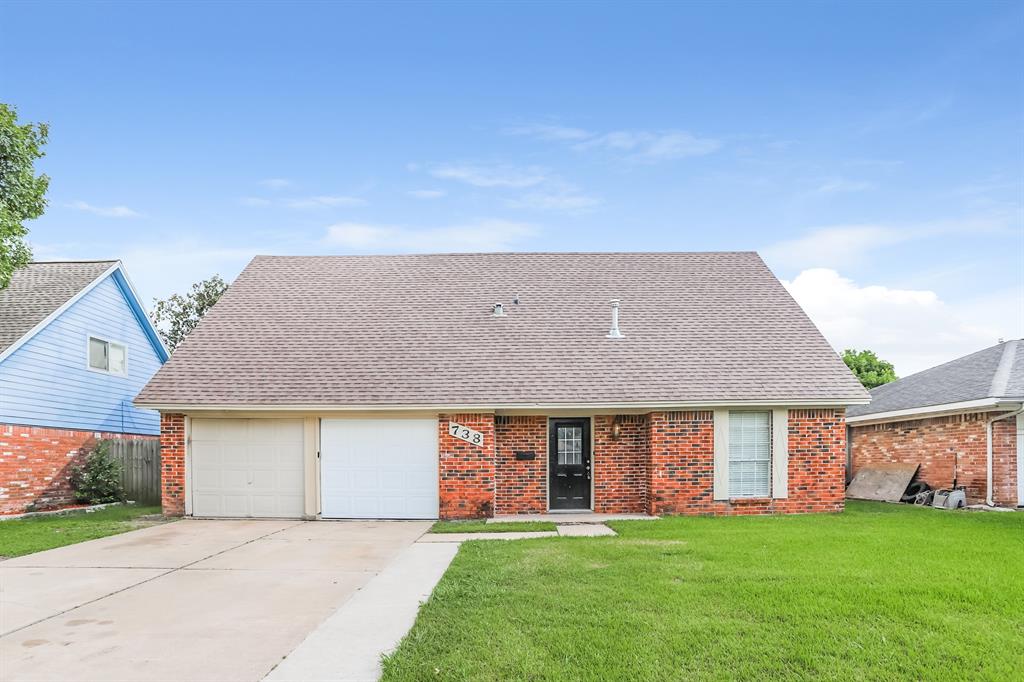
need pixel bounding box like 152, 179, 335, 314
251, 251, 762, 259
29, 259, 120, 265
989, 339, 1019, 398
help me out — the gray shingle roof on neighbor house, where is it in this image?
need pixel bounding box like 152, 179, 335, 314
136, 252, 869, 408
0, 261, 117, 354
847, 340, 1024, 419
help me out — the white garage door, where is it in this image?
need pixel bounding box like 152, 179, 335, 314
320, 419, 438, 519
190, 418, 305, 518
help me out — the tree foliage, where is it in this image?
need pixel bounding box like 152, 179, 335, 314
71, 442, 125, 504
0, 103, 49, 288
151, 275, 229, 351
843, 348, 898, 389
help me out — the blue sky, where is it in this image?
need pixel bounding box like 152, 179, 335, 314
2, 1, 1021, 375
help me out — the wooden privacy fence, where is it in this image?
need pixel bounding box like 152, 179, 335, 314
102, 439, 162, 505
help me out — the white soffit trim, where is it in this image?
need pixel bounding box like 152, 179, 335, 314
0, 262, 120, 365
135, 398, 869, 412
846, 398, 1024, 425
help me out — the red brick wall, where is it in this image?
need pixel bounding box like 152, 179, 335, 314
0, 423, 157, 514
646, 411, 715, 514
850, 412, 1018, 506
438, 413, 496, 519
494, 416, 547, 514
991, 417, 1019, 506
645, 409, 846, 516
160, 413, 186, 516
783, 409, 847, 513
592, 414, 648, 513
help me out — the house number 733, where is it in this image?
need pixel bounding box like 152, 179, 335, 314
448, 422, 484, 447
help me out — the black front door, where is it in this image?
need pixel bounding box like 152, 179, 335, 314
549, 418, 591, 510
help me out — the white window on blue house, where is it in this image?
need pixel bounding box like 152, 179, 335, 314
728, 411, 772, 498
88, 336, 127, 375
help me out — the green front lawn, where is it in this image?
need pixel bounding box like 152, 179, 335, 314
430, 520, 557, 534
384, 502, 1023, 680
0, 504, 167, 558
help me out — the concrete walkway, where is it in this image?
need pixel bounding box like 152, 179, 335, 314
418, 523, 617, 542
263, 543, 458, 682
0, 519, 430, 682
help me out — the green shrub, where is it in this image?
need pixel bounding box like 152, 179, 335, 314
71, 442, 125, 504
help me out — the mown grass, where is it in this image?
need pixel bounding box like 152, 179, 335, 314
0, 504, 166, 558
430, 520, 557, 534
384, 502, 1023, 681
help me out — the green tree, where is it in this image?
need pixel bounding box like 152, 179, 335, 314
151, 275, 229, 351
0, 103, 49, 288
843, 348, 898, 389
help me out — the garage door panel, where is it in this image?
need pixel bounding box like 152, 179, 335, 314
321, 419, 438, 519
193, 419, 247, 440
191, 418, 304, 519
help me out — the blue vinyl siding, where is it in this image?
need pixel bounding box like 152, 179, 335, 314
0, 273, 165, 434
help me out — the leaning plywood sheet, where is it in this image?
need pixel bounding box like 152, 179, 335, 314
846, 463, 920, 502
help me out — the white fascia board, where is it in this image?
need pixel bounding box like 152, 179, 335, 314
846, 398, 1024, 426
113, 262, 171, 360
0, 262, 121, 365
134, 397, 870, 413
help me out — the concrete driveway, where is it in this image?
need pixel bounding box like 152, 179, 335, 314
0, 519, 430, 682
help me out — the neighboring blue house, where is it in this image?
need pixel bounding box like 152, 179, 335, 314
0, 260, 169, 513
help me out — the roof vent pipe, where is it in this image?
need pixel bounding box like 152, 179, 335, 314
606, 299, 625, 339
493, 302, 506, 316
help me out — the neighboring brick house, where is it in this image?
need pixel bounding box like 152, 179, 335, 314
135, 252, 868, 520
0, 261, 169, 513
848, 340, 1024, 507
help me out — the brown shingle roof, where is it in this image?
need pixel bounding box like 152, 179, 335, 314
0, 261, 117, 354
136, 252, 868, 408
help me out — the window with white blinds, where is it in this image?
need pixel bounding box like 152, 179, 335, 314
728, 411, 771, 497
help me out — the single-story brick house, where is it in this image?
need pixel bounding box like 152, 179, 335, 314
0, 261, 169, 513
135, 252, 868, 520
848, 340, 1023, 507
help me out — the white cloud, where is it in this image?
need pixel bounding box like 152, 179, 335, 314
506, 190, 601, 212
430, 164, 549, 188
783, 268, 1013, 376
259, 178, 291, 190
408, 189, 446, 199
323, 219, 538, 252
283, 195, 366, 209
761, 217, 1010, 271
67, 201, 142, 218
813, 177, 876, 195
762, 225, 910, 270
506, 123, 721, 162
575, 130, 721, 161
239, 196, 272, 207
502, 124, 592, 141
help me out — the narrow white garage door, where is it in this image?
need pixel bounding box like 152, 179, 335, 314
320, 419, 438, 519
190, 419, 305, 518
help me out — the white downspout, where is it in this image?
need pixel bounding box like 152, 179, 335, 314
986, 407, 1024, 506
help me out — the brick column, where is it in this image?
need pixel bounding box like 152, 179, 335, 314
646, 411, 715, 515
494, 415, 546, 514
593, 414, 649, 513
438, 413, 495, 519
160, 413, 186, 516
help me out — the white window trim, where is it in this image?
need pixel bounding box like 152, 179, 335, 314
86, 334, 128, 377
714, 409, 789, 501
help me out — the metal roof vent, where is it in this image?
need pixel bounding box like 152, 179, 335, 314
492, 302, 506, 316
606, 299, 625, 339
